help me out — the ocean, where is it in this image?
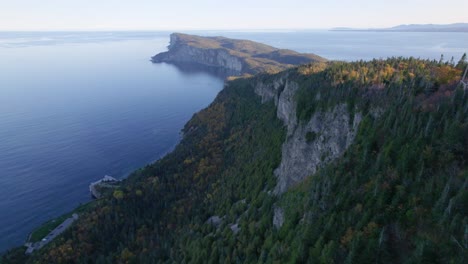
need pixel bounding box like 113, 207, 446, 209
0, 30, 466, 253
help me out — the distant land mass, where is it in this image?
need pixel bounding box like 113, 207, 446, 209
332, 23, 468, 32
152, 33, 326, 77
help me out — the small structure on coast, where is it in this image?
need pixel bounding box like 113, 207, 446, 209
89, 175, 120, 199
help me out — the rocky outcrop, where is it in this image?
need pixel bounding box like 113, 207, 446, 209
206, 216, 223, 227
255, 76, 362, 194
153, 34, 244, 75
230, 224, 241, 234
274, 104, 362, 194
273, 206, 285, 228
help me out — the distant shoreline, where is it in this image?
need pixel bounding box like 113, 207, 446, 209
331, 29, 468, 33
331, 23, 468, 33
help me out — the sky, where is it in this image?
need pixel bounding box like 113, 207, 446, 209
1, 0, 467, 31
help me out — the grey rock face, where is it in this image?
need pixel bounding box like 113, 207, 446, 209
206, 216, 222, 227
254, 76, 298, 135
230, 223, 241, 234
274, 105, 362, 194
255, 76, 362, 195
168, 33, 179, 50
273, 206, 285, 228
152, 35, 243, 74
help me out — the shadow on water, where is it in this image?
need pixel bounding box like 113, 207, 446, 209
151, 61, 240, 80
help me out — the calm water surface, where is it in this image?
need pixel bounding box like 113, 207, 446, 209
0, 30, 466, 252
0, 32, 224, 253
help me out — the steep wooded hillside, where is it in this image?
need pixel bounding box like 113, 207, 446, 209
3, 57, 467, 264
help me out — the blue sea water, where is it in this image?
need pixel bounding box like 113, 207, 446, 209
0, 30, 466, 253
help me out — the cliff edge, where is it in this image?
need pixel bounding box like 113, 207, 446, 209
152, 33, 326, 76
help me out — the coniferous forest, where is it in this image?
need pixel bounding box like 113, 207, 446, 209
2, 56, 467, 263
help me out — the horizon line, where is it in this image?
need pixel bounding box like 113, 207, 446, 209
0, 28, 332, 32
1, 22, 466, 33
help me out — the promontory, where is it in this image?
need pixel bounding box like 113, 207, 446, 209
151, 33, 326, 76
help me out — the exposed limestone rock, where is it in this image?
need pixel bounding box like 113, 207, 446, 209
206, 216, 223, 227
255, 77, 362, 195
274, 105, 362, 194
153, 41, 243, 74
230, 223, 240, 234
254, 76, 298, 135
273, 206, 285, 228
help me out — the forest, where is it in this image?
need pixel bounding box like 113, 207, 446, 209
2, 55, 467, 263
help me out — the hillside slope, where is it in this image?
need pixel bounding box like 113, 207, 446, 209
2, 57, 467, 264
151, 33, 326, 76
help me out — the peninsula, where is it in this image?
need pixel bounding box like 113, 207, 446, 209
152, 33, 326, 76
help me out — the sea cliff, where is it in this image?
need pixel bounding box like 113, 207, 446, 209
152, 33, 326, 76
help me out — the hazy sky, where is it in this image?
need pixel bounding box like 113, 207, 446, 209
1, 0, 467, 31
